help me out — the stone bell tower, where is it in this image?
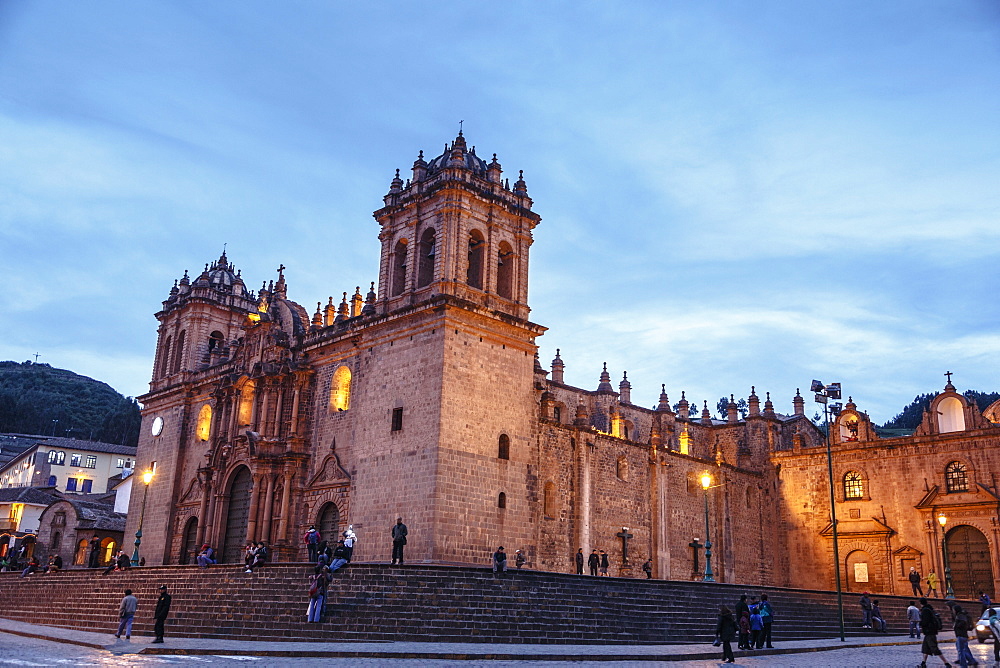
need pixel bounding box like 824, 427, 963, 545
374, 131, 539, 321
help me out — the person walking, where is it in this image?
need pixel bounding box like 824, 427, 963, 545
152, 585, 171, 643
758, 593, 774, 648
304, 526, 321, 563
910, 567, 925, 596
859, 592, 873, 628
587, 549, 599, 576
599, 550, 609, 576
115, 589, 138, 640
919, 597, 953, 667
390, 517, 407, 565
715, 605, 738, 663
492, 546, 507, 574
908, 600, 923, 638
953, 605, 977, 668
307, 564, 331, 623
575, 548, 584, 575
927, 571, 940, 598
514, 549, 525, 570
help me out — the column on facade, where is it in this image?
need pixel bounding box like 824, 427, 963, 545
580, 431, 591, 554
260, 473, 276, 544
208, 487, 224, 549
259, 387, 272, 436
249, 386, 259, 432
227, 391, 239, 439
290, 385, 301, 436
246, 472, 264, 542
195, 470, 212, 546
277, 470, 294, 544
273, 381, 285, 438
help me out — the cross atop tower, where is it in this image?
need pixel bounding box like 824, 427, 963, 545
945, 370, 953, 384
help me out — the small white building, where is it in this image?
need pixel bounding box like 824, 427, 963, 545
0, 434, 137, 495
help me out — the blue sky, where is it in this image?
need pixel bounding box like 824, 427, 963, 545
2, 1, 998, 423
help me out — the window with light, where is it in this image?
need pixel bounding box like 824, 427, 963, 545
843, 471, 865, 500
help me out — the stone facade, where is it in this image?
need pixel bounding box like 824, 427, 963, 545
127, 133, 999, 598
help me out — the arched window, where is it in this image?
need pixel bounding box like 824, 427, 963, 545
100, 537, 116, 564
496, 241, 514, 299
467, 229, 485, 289
47, 450, 62, 464
543, 481, 556, 518
74, 539, 88, 566
938, 397, 965, 433
391, 239, 408, 296
159, 335, 172, 377
616, 457, 629, 481
417, 228, 436, 288
843, 471, 865, 500
208, 331, 225, 353
498, 492, 507, 509
51, 531, 61, 551
746, 487, 753, 508
171, 330, 186, 374
47, 475, 57, 486
945, 461, 969, 493
330, 366, 352, 412
196, 404, 212, 441
553, 405, 562, 424
498, 434, 510, 460
237, 380, 255, 426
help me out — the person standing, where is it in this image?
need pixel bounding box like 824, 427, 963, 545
391, 517, 407, 565
910, 567, 924, 596
152, 585, 171, 643
599, 550, 609, 576
307, 564, 331, 623
927, 571, 939, 598
88, 536, 101, 568
908, 600, 923, 639
749, 602, 764, 649
715, 605, 737, 664
859, 592, 873, 628
587, 549, 599, 576
492, 546, 507, 574
575, 548, 584, 575
952, 605, 976, 668
304, 526, 321, 563
642, 559, 652, 579
115, 589, 138, 640
919, 597, 953, 667
514, 549, 525, 570
343, 525, 356, 562
979, 591, 992, 614
758, 593, 774, 648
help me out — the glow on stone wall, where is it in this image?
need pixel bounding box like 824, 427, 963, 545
330, 365, 352, 412
238, 381, 255, 426
196, 404, 212, 441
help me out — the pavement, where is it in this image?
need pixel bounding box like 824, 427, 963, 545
0, 617, 946, 662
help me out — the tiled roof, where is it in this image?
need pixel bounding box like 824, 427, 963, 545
0, 433, 136, 464
0, 486, 61, 506
68, 498, 127, 532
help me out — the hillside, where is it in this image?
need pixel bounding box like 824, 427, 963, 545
0, 361, 141, 447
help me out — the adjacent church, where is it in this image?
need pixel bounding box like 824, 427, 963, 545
128, 133, 998, 598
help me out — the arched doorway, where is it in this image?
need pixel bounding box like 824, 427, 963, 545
74, 539, 89, 566
317, 502, 340, 546
845, 549, 877, 592
946, 525, 994, 598
221, 466, 253, 563
100, 537, 117, 565
180, 516, 198, 565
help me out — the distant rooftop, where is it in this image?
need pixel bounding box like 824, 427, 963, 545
0, 433, 136, 458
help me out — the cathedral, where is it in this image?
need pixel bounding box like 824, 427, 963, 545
128, 133, 998, 598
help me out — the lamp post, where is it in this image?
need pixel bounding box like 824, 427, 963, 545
812, 380, 846, 642
131, 469, 154, 567
701, 473, 715, 582
938, 513, 956, 599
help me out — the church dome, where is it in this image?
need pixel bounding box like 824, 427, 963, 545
425, 133, 488, 176
204, 251, 247, 296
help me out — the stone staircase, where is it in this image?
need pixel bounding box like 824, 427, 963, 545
0, 564, 971, 644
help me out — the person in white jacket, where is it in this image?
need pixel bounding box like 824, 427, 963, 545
907, 600, 922, 639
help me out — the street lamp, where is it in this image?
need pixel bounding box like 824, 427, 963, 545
131, 469, 154, 567
938, 513, 956, 599
701, 473, 715, 583
812, 379, 846, 642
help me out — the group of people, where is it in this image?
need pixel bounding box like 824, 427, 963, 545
714, 594, 775, 663
575, 548, 611, 576
305, 523, 360, 622
490, 546, 526, 573
909, 596, 1000, 668
859, 592, 889, 632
